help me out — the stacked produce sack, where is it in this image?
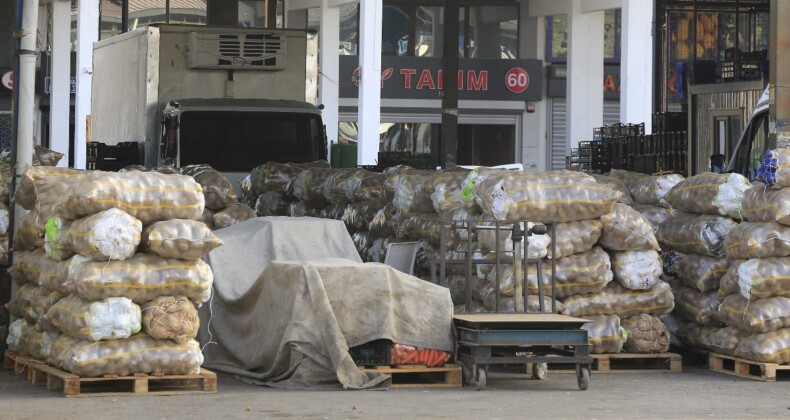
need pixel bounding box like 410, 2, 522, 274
7, 167, 220, 377
604, 169, 683, 231
655, 172, 751, 355
708, 149, 790, 364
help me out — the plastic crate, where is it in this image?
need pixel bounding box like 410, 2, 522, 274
349, 339, 392, 367
86, 142, 141, 171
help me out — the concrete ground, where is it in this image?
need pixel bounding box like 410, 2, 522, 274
1, 362, 788, 419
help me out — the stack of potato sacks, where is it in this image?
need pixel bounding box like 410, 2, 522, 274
711, 148, 790, 364
7, 167, 221, 377
656, 172, 750, 356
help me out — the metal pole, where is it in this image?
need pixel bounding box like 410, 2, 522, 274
441, 0, 459, 168
770, 0, 790, 148
512, 224, 524, 312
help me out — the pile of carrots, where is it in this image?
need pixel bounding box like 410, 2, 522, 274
390, 344, 452, 367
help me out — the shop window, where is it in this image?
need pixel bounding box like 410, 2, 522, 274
711, 110, 742, 161
382, 5, 410, 56
457, 124, 515, 166
546, 9, 620, 63
338, 121, 439, 164
100, 0, 123, 40
415, 6, 443, 58
308, 5, 359, 55
463, 5, 518, 59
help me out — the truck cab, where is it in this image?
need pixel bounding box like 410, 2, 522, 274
160, 98, 326, 187
721, 87, 771, 180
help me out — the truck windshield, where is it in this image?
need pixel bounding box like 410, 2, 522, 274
179, 111, 326, 172
730, 111, 770, 181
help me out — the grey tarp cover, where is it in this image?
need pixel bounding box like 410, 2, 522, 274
197, 217, 454, 390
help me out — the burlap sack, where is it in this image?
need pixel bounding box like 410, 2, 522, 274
592, 175, 634, 204
368, 203, 399, 237
431, 170, 477, 214
68, 254, 213, 305
213, 203, 255, 229
141, 219, 222, 260
725, 222, 790, 259
704, 327, 744, 356
674, 253, 730, 292
611, 250, 663, 290
46, 295, 142, 341
656, 212, 737, 257
14, 210, 44, 251
742, 185, 790, 226
474, 170, 620, 223
57, 171, 205, 224
15, 166, 83, 211
33, 145, 64, 167
718, 260, 744, 297
736, 257, 790, 300
141, 296, 199, 343
626, 174, 684, 207
255, 191, 291, 216
621, 314, 671, 353
180, 165, 237, 211
45, 209, 142, 261
562, 281, 675, 318
665, 172, 750, 218
734, 328, 790, 364
719, 294, 790, 333
582, 315, 626, 354
629, 204, 674, 232
342, 200, 387, 231
58, 334, 203, 377
673, 286, 721, 325
393, 172, 438, 214
599, 204, 660, 251
344, 171, 391, 203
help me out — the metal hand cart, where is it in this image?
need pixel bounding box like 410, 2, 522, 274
432, 221, 592, 391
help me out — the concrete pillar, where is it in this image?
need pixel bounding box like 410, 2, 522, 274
320, 0, 340, 157
75, 0, 99, 170
621, 0, 653, 132
16, 0, 38, 232
356, 0, 382, 165
566, 1, 604, 150
520, 7, 547, 171
50, 0, 70, 167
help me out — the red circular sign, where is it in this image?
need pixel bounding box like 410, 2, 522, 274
1, 71, 12, 90
504, 67, 530, 94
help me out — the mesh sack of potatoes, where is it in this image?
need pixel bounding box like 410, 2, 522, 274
451, 209, 483, 242
718, 294, 790, 333
321, 202, 347, 220
45, 208, 142, 261
582, 315, 626, 354
69, 254, 213, 305
562, 280, 675, 318
656, 212, 737, 257
454, 301, 486, 314
665, 173, 750, 218
8, 283, 36, 318
342, 200, 387, 231
417, 244, 473, 276
606, 169, 651, 184
10, 250, 35, 286
15, 166, 83, 211
629, 204, 674, 232
180, 165, 237, 211
592, 175, 634, 204
141, 296, 199, 343
200, 208, 215, 229
621, 314, 671, 353
7, 318, 28, 349
11, 249, 70, 291
33, 145, 65, 167
742, 185, 790, 226
47, 334, 80, 368
626, 174, 684, 208
474, 170, 620, 223
60, 334, 203, 377
288, 201, 324, 218
599, 204, 659, 251
735, 257, 790, 300
392, 172, 438, 214
674, 253, 730, 292
351, 231, 371, 261
446, 274, 468, 305
431, 170, 477, 214
46, 295, 142, 341
30, 288, 62, 321
17, 327, 55, 360
0, 202, 8, 236
344, 171, 391, 203
676, 322, 718, 349
549, 219, 602, 258
213, 203, 255, 229
476, 221, 551, 259
14, 210, 44, 251
368, 203, 399, 237
255, 191, 291, 216
756, 148, 790, 187
367, 237, 390, 263
734, 328, 790, 364
289, 167, 335, 202
611, 250, 663, 290
672, 286, 721, 325
322, 168, 365, 204
718, 260, 744, 296
141, 219, 222, 260
480, 289, 565, 313
397, 212, 449, 246
724, 222, 790, 259
482, 247, 611, 298
704, 327, 744, 356
56, 171, 205, 224
250, 161, 328, 195
239, 174, 256, 207
0, 163, 9, 205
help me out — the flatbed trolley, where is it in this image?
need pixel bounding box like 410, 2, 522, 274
432, 221, 592, 391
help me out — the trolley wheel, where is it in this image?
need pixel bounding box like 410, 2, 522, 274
532, 362, 548, 380
475, 367, 487, 391
576, 364, 590, 391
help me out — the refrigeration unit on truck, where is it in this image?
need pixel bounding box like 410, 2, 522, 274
90, 24, 327, 184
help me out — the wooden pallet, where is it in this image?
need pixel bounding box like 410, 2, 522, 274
4, 350, 217, 397
529, 352, 682, 374
708, 353, 790, 382
360, 364, 462, 388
